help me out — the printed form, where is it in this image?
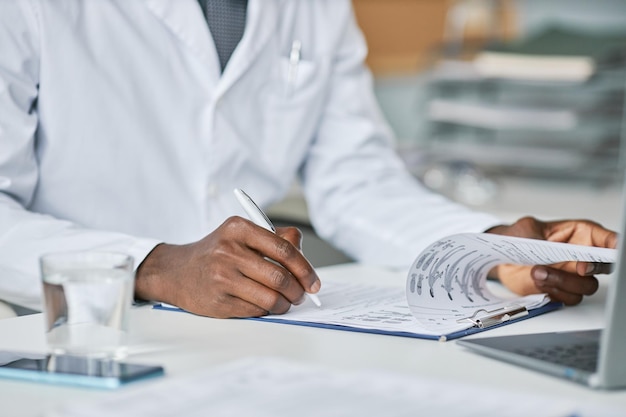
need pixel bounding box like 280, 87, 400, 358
258, 234, 616, 338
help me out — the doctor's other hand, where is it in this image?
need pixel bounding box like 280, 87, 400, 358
486, 216, 617, 306
134, 216, 321, 318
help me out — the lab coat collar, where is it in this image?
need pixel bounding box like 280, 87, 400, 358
143, 0, 217, 72
143, 0, 278, 100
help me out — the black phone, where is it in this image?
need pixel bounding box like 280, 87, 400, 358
0, 350, 164, 389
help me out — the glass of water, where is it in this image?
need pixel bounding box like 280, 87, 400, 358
40, 252, 135, 359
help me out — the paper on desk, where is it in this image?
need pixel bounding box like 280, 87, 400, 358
406, 233, 616, 333
46, 357, 624, 417
155, 234, 616, 338
259, 234, 616, 337
263, 281, 422, 332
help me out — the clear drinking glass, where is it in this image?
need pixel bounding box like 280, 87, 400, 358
40, 252, 135, 359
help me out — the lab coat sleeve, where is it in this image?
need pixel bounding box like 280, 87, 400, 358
0, 2, 161, 310
301, 2, 503, 268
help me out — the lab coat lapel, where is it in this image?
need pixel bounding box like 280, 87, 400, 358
214, 0, 279, 98
143, 0, 222, 84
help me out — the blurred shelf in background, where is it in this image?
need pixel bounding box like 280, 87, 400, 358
355, 0, 626, 198
414, 24, 626, 185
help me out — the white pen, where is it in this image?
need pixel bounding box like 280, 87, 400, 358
286, 39, 301, 96
233, 188, 322, 308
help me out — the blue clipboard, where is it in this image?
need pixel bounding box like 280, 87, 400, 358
153, 301, 563, 341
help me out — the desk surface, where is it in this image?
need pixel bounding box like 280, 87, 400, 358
0, 263, 624, 416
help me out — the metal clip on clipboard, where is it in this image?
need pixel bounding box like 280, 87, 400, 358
457, 304, 529, 329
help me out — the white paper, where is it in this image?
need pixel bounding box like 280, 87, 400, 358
157, 234, 616, 338
260, 234, 616, 337
406, 234, 616, 333
264, 281, 425, 333
46, 357, 624, 417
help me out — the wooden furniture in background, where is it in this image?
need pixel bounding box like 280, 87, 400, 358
353, 0, 518, 75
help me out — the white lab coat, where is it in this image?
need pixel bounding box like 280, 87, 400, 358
0, 0, 500, 310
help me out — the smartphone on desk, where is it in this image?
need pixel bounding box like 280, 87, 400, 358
0, 350, 164, 389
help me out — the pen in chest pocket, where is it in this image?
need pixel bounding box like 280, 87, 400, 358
286, 39, 301, 96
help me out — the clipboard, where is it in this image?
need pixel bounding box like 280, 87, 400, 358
246, 301, 562, 341
152, 301, 563, 342
152, 233, 613, 341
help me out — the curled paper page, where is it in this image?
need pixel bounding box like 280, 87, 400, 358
406, 234, 617, 334
157, 234, 617, 340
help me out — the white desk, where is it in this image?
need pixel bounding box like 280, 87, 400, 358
0, 263, 624, 416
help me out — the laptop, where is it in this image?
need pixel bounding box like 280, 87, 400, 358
458, 179, 626, 389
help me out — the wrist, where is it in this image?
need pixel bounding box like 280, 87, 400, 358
134, 243, 178, 304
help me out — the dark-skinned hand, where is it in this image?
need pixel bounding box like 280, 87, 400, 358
486, 216, 617, 305
134, 216, 321, 318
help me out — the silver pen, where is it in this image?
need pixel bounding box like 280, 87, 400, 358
233, 188, 322, 308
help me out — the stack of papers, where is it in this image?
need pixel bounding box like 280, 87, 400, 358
157, 233, 616, 341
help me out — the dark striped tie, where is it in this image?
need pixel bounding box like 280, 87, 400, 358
198, 0, 248, 73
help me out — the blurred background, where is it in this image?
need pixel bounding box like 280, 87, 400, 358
268, 0, 626, 266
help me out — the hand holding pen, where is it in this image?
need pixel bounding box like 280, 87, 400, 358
234, 188, 322, 307
134, 193, 322, 318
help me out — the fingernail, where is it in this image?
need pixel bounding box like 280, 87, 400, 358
310, 279, 321, 293
585, 264, 596, 274
533, 267, 548, 281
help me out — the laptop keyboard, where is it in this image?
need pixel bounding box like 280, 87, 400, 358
514, 342, 599, 372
